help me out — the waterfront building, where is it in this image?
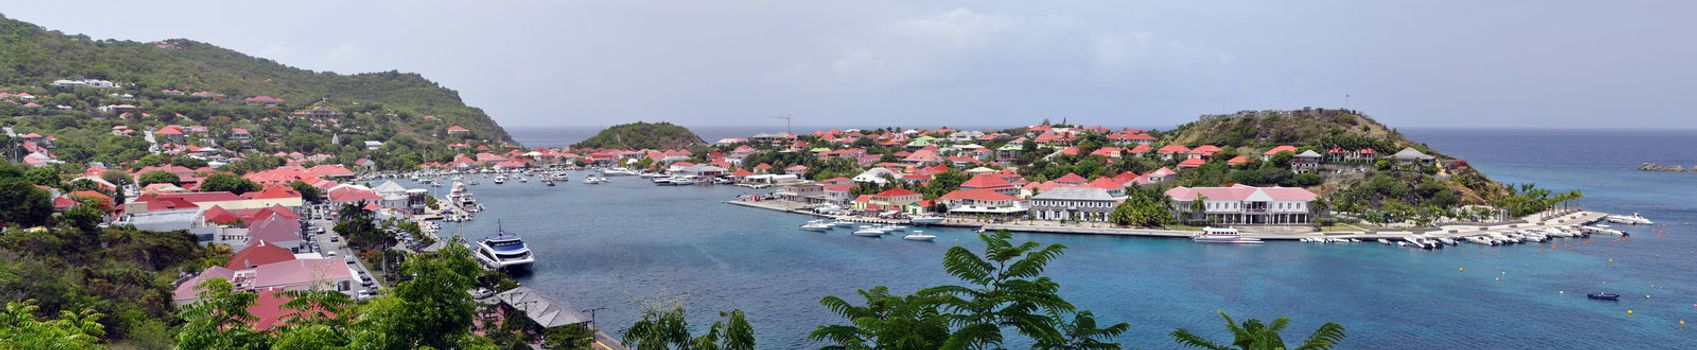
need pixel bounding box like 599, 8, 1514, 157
1028, 187, 1119, 222
960, 172, 1018, 196
1164, 185, 1318, 225
939, 189, 1028, 217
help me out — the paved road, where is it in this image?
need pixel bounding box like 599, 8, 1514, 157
302, 205, 385, 295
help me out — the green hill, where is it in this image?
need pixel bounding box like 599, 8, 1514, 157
573, 122, 704, 150
0, 14, 511, 169
1160, 108, 1518, 219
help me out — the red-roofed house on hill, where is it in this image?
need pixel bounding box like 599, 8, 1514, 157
960, 173, 1017, 196
227, 240, 296, 269
1165, 185, 1318, 225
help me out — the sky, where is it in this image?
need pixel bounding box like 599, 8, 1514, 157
4, 1, 1694, 129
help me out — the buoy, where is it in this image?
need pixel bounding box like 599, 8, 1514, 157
1459, 267, 1464, 272
1627, 309, 1633, 315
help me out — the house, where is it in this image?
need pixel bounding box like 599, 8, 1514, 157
1165, 185, 1318, 225
171, 255, 360, 305
1292, 150, 1323, 173
1392, 147, 1436, 166
230, 128, 251, 141
866, 188, 922, 214
852, 168, 897, 185
960, 173, 1017, 196
246, 213, 304, 252
1188, 145, 1222, 159
1052, 173, 1088, 186
1028, 187, 1119, 222
1262, 145, 1298, 161
938, 189, 1027, 217
363, 140, 384, 150
446, 125, 471, 136
496, 287, 591, 332
1156, 144, 1190, 160
995, 144, 1024, 161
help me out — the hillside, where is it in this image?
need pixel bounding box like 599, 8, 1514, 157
1161, 108, 1512, 217
573, 122, 704, 150
0, 14, 512, 170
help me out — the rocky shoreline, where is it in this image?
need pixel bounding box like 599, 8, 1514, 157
1638, 163, 1697, 172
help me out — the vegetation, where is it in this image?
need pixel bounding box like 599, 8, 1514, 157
0, 14, 513, 172
620, 300, 755, 350
1111, 187, 1175, 227
1169, 311, 1345, 350
573, 122, 706, 150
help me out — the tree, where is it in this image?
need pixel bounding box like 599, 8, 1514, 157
23, 167, 61, 187
348, 243, 483, 349
176, 278, 268, 350
199, 172, 261, 194
335, 202, 389, 251
809, 286, 950, 350
621, 299, 755, 350
922, 230, 1081, 348
137, 170, 179, 186
1037, 310, 1130, 350
1111, 187, 1174, 227
291, 180, 324, 203
542, 324, 598, 350
1169, 311, 1345, 350
0, 176, 54, 227
0, 300, 106, 349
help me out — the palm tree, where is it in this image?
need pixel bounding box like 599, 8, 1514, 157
1169, 311, 1344, 350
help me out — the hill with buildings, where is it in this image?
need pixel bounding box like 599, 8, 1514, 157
0, 14, 511, 171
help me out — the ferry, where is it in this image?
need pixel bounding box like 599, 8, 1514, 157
472, 221, 535, 271
1192, 227, 1263, 244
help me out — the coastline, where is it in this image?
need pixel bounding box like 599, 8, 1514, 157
725, 198, 1611, 242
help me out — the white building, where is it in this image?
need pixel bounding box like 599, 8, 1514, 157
1165, 185, 1318, 225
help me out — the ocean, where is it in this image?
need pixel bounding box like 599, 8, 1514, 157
431, 127, 1697, 349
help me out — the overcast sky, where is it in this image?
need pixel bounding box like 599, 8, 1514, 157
5, 1, 1694, 129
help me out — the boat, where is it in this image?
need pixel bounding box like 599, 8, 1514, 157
1192, 227, 1263, 244
493, 175, 506, 184
668, 177, 697, 186
583, 173, 606, 184
603, 168, 639, 176
909, 215, 945, 226
1606, 213, 1653, 225
799, 221, 834, 232
472, 221, 535, 271
1587, 292, 1621, 301
1580, 225, 1626, 236
852, 226, 885, 237
1377, 239, 1390, 245
651, 176, 673, 185
830, 220, 856, 228
904, 231, 936, 241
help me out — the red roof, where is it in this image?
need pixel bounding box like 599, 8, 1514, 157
203, 206, 241, 225
227, 240, 296, 269
1088, 177, 1124, 191
1157, 144, 1190, 154
940, 188, 1018, 202
872, 188, 920, 198
960, 173, 1013, 189
1053, 173, 1088, 184
1264, 145, 1298, 155
1178, 158, 1207, 168
1227, 155, 1250, 165
447, 125, 470, 132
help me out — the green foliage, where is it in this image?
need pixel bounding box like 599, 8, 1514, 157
1111, 187, 1174, 227
335, 202, 389, 251
620, 299, 756, 350
573, 122, 705, 150
812, 231, 1128, 349
353, 243, 483, 349
0, 171, 54, 227
176, 278, 267, 350
197, 172, 260, 194
1169, 311, 1345, 350
136, 170, 178, 186
0, 300, 107, 349
543, 324, 598, 350
22, 167, 60, 187
290, 180, 323, 203
1492, 183, 1582, 218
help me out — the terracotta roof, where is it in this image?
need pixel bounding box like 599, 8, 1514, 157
227, 240, 296, 269
940, 188, 1018, 202
960, 173, 1013, 189
1053, 173, 1088, 184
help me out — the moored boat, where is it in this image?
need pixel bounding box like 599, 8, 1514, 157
472, 221, 535, 271
904, 231, 936, 241
909, 215, 945, 226
1192, 227, 1262, 244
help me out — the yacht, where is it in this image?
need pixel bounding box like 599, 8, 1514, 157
1192, 227, 1263, 244
799, 220, 834, 232
583, 173, 606, 184
472, 222, 535, 271
903, 231, 936, 241
852, 226, 885, 237
1605, 213, 1653, 225
493, 175, 506, 184
1580, 225, 1626, 236
603, 168, 639, 176
909, 215, 945, 226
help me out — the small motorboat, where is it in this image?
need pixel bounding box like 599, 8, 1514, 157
903, 231, 936, 241
1587, 292, 1620, 301
830, 220, 856, 228
799, 221, 833, 232
852, 226, 885, 237
909, 216, 945, 226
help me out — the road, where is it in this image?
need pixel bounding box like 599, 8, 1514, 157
302, 204, 386, 294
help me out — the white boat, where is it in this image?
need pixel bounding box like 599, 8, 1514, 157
1605, 213, 1653, 225
1580, 225, 1626, 236
852, 226, 885, 237
909, 216, 945, 226
603, 168, 639, 176
493, 175, 506, 184
472, 222, 535, 271
799, 221, 833, 232
583, 174, 606, 184
903, 231, 936, 241
882, 225, 908, 233
668, 177, 697, 186
1377, 239, 1390, 245
831, 220, 856, 228
1192, 227, 1263, 244
651, 176, 673, 184
1438, 237, 1458, 246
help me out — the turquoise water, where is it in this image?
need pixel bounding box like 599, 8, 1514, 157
435, 128, 1697, 349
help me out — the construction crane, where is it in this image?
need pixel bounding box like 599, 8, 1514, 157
769, 114, 792, 135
